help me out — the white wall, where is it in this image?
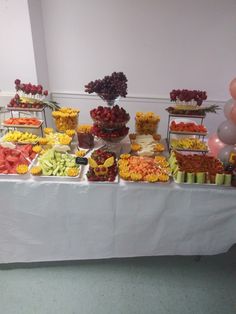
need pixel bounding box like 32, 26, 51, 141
0, 0, 37, 92
41, 0, 236, 100
28, 0, 49, 88
0, 0, 235, 137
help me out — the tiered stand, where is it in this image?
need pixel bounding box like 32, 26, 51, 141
6, 106, 47, 136
166, 112, 208, 154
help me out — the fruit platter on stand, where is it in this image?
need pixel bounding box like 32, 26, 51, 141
7, 79, 60, 128
85, 72, 130, 156
165, 89, 220, 154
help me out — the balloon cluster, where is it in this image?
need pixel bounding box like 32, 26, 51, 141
208, 78, 236, 162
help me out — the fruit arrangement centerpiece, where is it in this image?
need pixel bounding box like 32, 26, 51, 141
90, 105, 130, 152
86, 149, 118, 182
85, 72, 128, 106
86, 72, 130, 154
118, 154, 170, 183
166, 89, 219, 116
77, 125, 94, 149
0, 144, 37, 175
7, 79, 59, 110
169, 151, 232, 185
52, 107, 80, 132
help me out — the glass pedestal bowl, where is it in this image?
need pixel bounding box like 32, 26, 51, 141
97, 94, 120, 107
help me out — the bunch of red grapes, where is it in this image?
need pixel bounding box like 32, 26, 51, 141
85, 72, 128, 100
170, 89, 207, 106
86, 149, 118, 182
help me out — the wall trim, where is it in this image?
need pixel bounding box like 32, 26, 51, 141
0, 91, 15, 97
51, 91, 224, 105
0, 90, 225, 105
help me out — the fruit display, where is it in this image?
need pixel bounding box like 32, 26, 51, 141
3, 117, 41, 127
118, 154, 170, 183
86, 149, 118, 182
170, 121, 207, 134
90, 105, 130, 128
170, 138, 208, 151
166, 88, 220, 116
52, 107, 80, 132
77, 125, 94, 149
170, 89, 207, 106
7, 79, 59, 110
0, 144, 36, 174
36, 149, 80, 177
85, 72, 128, 104
135, 112, 160, 135
169, 151, 231, 185
129, 134, 164, 157
91, 105, 130, 144
2, 131, 39, 144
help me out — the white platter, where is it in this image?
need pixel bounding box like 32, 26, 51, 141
2, 120, 43, 129
30, 154, 82, 180
0, 154, 38, 179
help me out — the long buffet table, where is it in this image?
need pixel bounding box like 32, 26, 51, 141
0, 177, 235, 264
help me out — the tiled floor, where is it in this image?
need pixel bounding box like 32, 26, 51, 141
0, 247, 236, 314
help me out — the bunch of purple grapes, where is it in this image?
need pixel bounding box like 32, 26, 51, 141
85, 72, 128, 99
170, 89, 207, 106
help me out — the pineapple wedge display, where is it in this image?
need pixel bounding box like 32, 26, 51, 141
170, 138, 208, 151
2, 131, 39, 144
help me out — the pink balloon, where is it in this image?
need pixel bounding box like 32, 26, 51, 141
229, 78, 236, 100
230, 103, 236, 124
208, 133, 226, 157
224, 99, 234, 119
217, 120, 236, 145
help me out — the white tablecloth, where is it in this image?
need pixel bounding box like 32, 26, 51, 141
0, 178, 235, 263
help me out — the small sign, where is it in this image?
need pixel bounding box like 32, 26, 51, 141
75, 157, 88, 165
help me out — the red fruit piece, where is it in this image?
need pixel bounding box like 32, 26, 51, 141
15, 79, 21, 85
